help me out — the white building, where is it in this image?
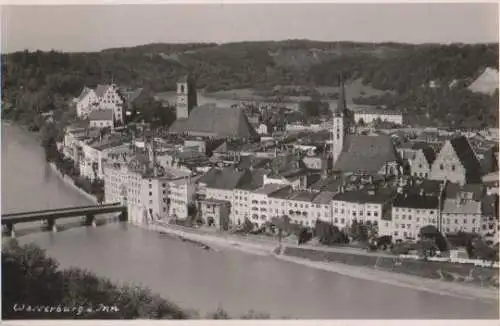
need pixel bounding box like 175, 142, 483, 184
353, 108, 404, 125
381, 193, 440, 242
167, 172, 196, 220
331, 189, 394, 232
73, 84, 126, 125
95, 84, 126, 125
103, 152, 173, 224
74, 87, 99, 118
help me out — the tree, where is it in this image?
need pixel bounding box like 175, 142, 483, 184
271, 215, 291, 243
418, 225, 448, 253
2, 240, 192, 319
313, 220, 348, 245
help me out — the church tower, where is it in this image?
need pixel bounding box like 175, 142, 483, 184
176, 74, 198, 120
332, 73, 350, 165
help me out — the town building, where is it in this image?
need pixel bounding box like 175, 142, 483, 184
331, 188, 395, 232
167, 173, 196, 220
383, 193, 440, 242
429, 136, 482, 185
74, 87, 99, 118
94, 84, 126, 125
440, 183, 484, 234
73, 83, 126, 125
88, 109, 114, 129
480, 194, 499, 244
199, 199, 231, 230
353, 107, 404, 125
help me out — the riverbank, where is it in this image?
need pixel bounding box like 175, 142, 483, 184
48, 163, 98, 204
141, 221, 499, 303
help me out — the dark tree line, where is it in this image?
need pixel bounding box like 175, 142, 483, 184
2, 240, 270, 320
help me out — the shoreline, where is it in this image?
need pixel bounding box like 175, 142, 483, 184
48, 163, 98, 204
139, 221, 499, 303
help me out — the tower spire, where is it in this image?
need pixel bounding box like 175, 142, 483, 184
336, 72, 347, 115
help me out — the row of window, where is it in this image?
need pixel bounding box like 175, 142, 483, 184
395, 208, 435, 214
333, 208, 379, 217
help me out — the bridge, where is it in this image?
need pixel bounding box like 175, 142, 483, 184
1, 203, 127, 237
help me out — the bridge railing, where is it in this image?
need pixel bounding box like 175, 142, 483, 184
2, 203, 122, 218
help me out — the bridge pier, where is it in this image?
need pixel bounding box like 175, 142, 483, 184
2, 224, 15, 237
84, 214, 97, 227
118, 210, 128, 222
46, 218, 57, 233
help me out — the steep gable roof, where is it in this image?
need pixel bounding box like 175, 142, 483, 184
76, 87, 93, 102
448, 136, 482, 183
333, 135, 399, 174
420, 147, 436, 165
169, 103, 258, 139
95, 84, 111, 98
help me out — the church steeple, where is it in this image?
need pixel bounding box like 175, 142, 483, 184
335, 72, 347, 115
331, 71, 350, 166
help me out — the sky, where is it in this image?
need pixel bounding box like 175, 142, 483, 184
1, 2, 498, 53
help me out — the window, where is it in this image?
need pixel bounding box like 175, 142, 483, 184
374, 212, 378, 217
402, 215, 406, 220
340, 218, 345, 224
334, 218, 338, 223
394, 231, 399, 236
451, 165, 455, 171
439, 164, 444, 170
408, 216, 412, 221
149, 192, 152, 196
367, 211, 371, 216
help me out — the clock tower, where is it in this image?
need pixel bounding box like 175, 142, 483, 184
176, 74, 198, 120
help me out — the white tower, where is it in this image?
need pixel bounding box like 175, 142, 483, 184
332, 73, 350, 165
176, 74, 198, 120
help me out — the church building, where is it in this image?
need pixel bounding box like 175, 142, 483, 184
169, 75, 258, 140
331, 74, 401, 177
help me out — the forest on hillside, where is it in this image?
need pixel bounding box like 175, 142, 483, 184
1, 40, 499, 128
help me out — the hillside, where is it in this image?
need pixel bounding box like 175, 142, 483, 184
1, 40, 498, 128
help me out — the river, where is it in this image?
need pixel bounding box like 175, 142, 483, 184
1, 122, 499, 319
